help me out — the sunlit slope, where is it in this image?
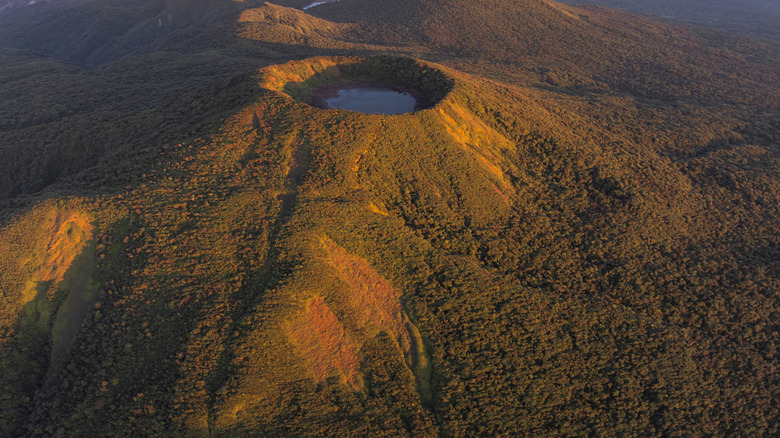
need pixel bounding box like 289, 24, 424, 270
0, 55, 775, 437
304, 0, 779, 103
0, 202, 98, 435
1, 0, 776, 203
0, 0, 777, 434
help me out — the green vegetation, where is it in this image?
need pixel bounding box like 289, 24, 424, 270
0, 0, 778, 436
555, 0, 780, 43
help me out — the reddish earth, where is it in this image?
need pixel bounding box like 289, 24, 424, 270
286, 295, 362, 387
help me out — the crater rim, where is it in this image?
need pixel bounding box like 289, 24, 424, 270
259, 56, 455, 115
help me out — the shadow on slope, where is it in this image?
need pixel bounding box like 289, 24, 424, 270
0, 204, 97, 436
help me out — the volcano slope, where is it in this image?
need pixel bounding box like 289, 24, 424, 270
0, 0, 779, 437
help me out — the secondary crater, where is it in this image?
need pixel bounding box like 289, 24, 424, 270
261, 56, 453, 115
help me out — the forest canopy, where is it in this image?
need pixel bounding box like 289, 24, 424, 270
0, 0, 778, 436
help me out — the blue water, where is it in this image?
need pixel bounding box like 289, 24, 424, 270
325, 87, 418, 115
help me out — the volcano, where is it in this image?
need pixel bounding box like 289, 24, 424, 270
0, 0, 778, 436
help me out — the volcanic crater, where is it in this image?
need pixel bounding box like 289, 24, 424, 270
260, 56, 454, 115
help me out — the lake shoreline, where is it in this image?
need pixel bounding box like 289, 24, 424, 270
309, 80, 432, 111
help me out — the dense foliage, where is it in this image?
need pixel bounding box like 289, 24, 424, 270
554, 0, 780, 43
0, 0, 778, 436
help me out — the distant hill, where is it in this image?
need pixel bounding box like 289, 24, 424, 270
0, 0, 91, 16
556, 0, 780, 43
0, 0, 778, 436
0, 0, 257, 64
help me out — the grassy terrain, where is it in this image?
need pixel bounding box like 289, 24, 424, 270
0, 0, 778, 436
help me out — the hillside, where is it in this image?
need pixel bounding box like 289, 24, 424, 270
0, 0, 778, 436
0, 0, 92, 16
555, 0, 780, 43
